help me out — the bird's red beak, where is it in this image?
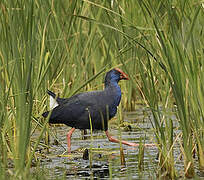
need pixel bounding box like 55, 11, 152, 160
115, 68, 129, 80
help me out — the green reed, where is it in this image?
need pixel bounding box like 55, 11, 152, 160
0, 0, 203, 179
136, 55, 176, 179
152, 3, 203, 177
134, 0, 203, 178
0, 0, 35, 176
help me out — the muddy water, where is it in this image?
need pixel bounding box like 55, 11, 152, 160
36, 107, 201, 179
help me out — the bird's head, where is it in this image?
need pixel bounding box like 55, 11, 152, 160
114, 68, 129, 80
105, 68, 129, 86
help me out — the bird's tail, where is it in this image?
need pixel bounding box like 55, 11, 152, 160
47, 90, 59, 109
47, 90, 56, 98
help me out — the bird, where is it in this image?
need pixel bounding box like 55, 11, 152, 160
42, 68, 139, 153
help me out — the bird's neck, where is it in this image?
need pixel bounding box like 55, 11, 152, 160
105, 81, 121, 106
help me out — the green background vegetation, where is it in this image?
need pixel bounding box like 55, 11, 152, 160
0, 0, 203, 179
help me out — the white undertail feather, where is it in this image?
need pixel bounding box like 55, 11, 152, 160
49, 95, 59, 109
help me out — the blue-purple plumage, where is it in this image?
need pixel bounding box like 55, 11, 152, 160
42, 68, 141, 153
42, 69, 126, 131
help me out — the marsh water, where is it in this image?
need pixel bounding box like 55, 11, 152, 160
34, 107, 203, 179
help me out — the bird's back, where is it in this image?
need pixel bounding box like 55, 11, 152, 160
44, 88, 120, 131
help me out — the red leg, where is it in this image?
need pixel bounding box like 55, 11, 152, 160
105, 131, 156, 147
67, 128, 75, 153
105, 130, 139, 147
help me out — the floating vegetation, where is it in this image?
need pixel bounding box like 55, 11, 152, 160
0, 0, 203, 179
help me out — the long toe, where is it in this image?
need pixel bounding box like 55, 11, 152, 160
127, 142, 140, 146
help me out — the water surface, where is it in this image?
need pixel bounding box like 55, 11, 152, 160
34, 107, 202, 179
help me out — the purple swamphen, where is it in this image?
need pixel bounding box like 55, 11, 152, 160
42, 68, 139, 153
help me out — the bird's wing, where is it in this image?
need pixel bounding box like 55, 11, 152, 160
48, 90, 114, 128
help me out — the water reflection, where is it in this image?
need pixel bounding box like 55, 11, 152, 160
33, 108, 202, 179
